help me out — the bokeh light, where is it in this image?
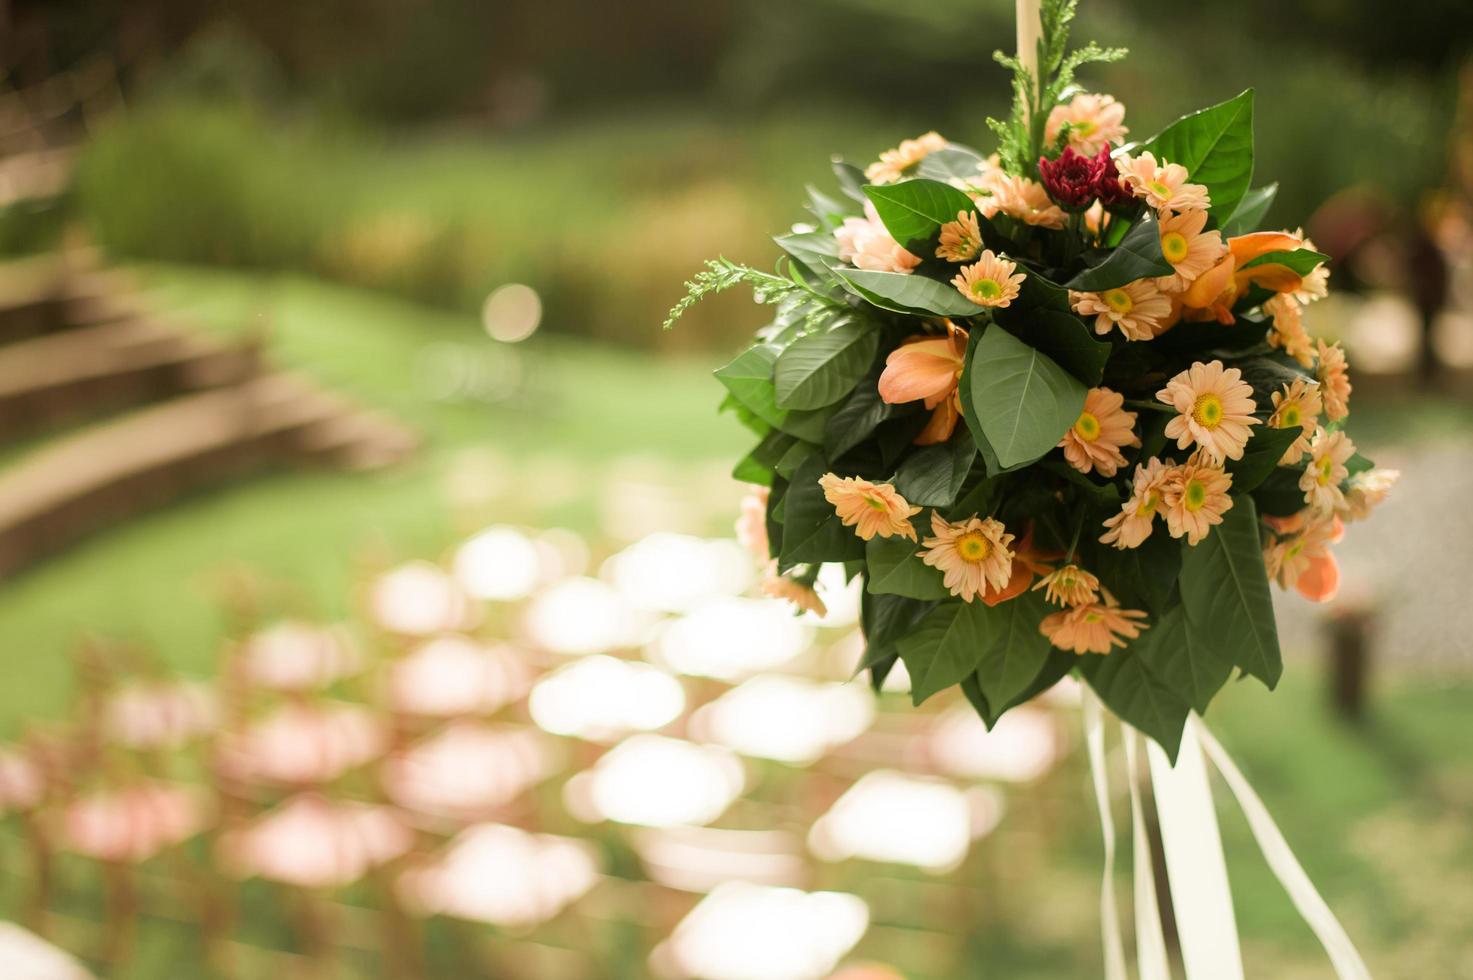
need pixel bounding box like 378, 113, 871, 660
529, 655, 685, 741
453, 525, 542, 601
650, 598, 812, 681
566, 734, 744, 828
809, 771, 1002, 873
691, 675, 873, 764
481, 283, 543, 343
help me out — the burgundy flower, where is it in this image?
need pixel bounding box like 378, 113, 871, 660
1037, 146, 1104, 212
1092, 148, 1135, 212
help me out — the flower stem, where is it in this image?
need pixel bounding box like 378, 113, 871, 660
1065, 509, 1086, 563
1125, 399, 1173, 414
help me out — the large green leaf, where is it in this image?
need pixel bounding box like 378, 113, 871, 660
774, 319, 879, 411
1065, 212, 1173, 291
1132, 601, 1235, 715
964, 650, 1077, 728
996, 309, 1110, 385
973, 590, 1055, 710
966, 326, 1086, 470
1222, 183, 1278, 236
775, 230, 842, 275
715, 344, 787, 429
1178, 496, 1282, 689
1080, 650, 1192, 761
778, 403, 838, 444
865, 534, 948, 600
1140, 89, 1255, 220
916, 145, 987, 183
894, 435, 976, 507
778, 455, 866, 569
896, 601, 989, 704
1226, 426, 1301, 492
1089, 530, 1182, 613
836, 268, 985, 317
863, 178, 984, 252
1251, 466, 1309, 518
858, 591, 935, 688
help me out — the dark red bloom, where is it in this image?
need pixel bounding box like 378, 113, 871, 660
1037, 146, 1104, 212
1092, 148, 1135, 212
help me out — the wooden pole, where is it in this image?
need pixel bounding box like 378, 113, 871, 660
1016, 0, 1042, 82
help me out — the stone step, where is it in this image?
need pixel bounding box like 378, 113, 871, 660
0, 316, 262, 441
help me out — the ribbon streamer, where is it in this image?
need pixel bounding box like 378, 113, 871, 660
1124, 731, 1170, 980
1082, 689, 1129, 980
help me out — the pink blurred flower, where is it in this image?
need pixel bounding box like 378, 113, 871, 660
734, 486, 770, 563
103, 680, 217, 751
381, 723, 551, 821
217, 702, 387, 787
371, 562, 480, 636
833, 202, 921, 275
217, 794, 412, 889
386, 635, 530, 718
60, 781, 208, 863
0, 747, 44, 813
240, 621, 362, 692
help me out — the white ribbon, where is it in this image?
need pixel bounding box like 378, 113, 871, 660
1082, 689, 1129, 980
1081, 702, 1373, 980
1192, 718, 1373, 980
1124, 731, 1171, 980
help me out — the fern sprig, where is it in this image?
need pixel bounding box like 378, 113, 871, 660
664, 257, 839, 330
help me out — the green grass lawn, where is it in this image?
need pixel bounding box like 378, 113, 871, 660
0, 263, 752, 729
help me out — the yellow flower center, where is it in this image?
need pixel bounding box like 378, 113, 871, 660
1074, 411, 1102, 442
1136, 490, 1160, 517
1161, 231, 1189, 264
1316, 456, 1335, 486
1074, 120, 1098, 137
1192, 393, 1224, 428
1183, 478, 1207, 512
1103, 288, 1133, 314
1278, 405, 1301, 429
1286, 539, 1304, 559
1084, 611, 1103, 624
1147, 179, 1172, 200
956, 531, 991, 562
971, 277, 1002, 301
864, 495, 889, 511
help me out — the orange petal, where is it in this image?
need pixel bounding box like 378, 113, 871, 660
1181, 253, 1236, 309
1295, 552, 1340, 603
982, 563, 1032, 606
1237, 264, 1303, 294
914, 396, 960, 445
878, 338, 963, 406
1227, 231, 1303, 264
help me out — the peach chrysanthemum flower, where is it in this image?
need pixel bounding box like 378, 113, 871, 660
1039, 593, 1149, 655
935, 210, 983, 262
1268, 378, 1322, 465
1045, 93, 1128, 157
918, 512, 1015, 603
951, 250, 1025, 308
1264, 293, 1315, 368
1343, 468, 1398, 522
761, 576, 828, 617
1157, 359, 1260, 464
1155, 209, 1226, 293
1299, 427, 1355, 514
1117, 151, 1211, 213
878, 322, 968, 444
865, 131, 947, 184
735, 486, 770, 562
1291, 229, 1330, 305
833, 201, 921, 275
991, 174, 1067, 229
819, 473, 921, 541
1100, 457, 1172, 549
1059, 387, 1140, 477
1070, 279, 1173, 341
1161, 451, 1235, 545
1263, 513, 1340, 599
1033, 563, 1101, 607
1315, 340, 1352, 421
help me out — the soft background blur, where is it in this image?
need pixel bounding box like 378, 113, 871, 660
0, 1, 1471, 977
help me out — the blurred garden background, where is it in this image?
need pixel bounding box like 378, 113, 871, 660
0, 0, 1471, 977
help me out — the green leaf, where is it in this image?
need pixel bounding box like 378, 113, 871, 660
1226, 426, 1301, 492
1080, 650, 1191, 761
897, 601, 989, 704
894, 436, 976, 507
858, 591, 934, 689
822, 379, 895, 460
1178, 496, 1282, 689
1345, 451, 1374, 478
715, 344, 787, 429
778, 404, 838, 444
1133, 601, 1235, 715
835, 268, 986, 318
807, 184, 857, 230
966, 650, 1077, 728
957, 330, 1002, 473
916, 145, 988, 184
863, 178, 983, 252
1239, 248, 1330, 276
732, 450, 773, 486
1089, 529, 1181, 613
775, 231, 841, 275
1140, 89, 1255, 220
1065, 212, 1173, 291
719, 392, 770, 438
1252, 466, 1308, 518
774, 439, 818, 480
865, 534, 948, 600
774, 319, 879, 411
973, 590, 1055, 710
967, 326, 1086, 470
779, 456, 866, 569
1222, 183, 1278, 236
832, 160, 869, 204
